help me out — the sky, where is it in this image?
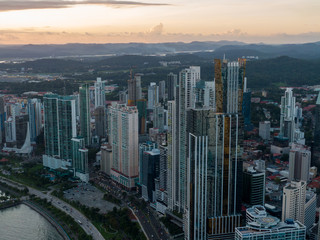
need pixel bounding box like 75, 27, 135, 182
0, 0, 319, 44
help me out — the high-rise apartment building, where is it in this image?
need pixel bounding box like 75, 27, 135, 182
153, 104, 164, 132
259, 121, 271, 140
0, 96, 5, 144
148, 82, 159, 109
136, 99, 147, 134
194, 80, 215, 109
185, 59, 245, 240
280, 88, 305, 144
128, 73, 142, 106
167, 72, 177, 101
242, 77, 252, 130
313, 90, 320, 169
100, 144, 112, 176
167, 100, 179, 211
282, 181, 306, 224
43, 94, 77, 169
305, 191, 316, 230
94, 77, 105, 108
176, 66, 201, 213
72, 136, 89, 182
79, 84, 91, 146
159, 80, 166, 101
94, 106, 106, 138
109, 103, 139, 189
28, 98, 42, 142
289, 143, 311, 182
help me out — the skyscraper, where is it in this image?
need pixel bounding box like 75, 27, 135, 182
289, 143, 311, 182
167, 72, 177, 101
313, 90, 320, 169
177, 66, 201, 213
72, 136, 89, 182
153, 104, 164, 132
43, 94, 77, 169
242, 77, 252, 130
94, 77, 105, 108
185, 59, 245, 240
94, 106, 106, 138
141, 148, 160, 202
79, 84, 91, 146
0, 96, 6, 144
159, 80, 166, 101
167, 100, 179, 211
279, 88, 305, 144
128, 73, 142, 106
28, 98, 42, 142
148, 82, 159, 109
109, 103, 139, 189
136, 99, 147, 134
282, 181, 306, 224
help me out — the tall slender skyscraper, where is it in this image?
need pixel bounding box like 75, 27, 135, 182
167, 73, 177, 101
177, 66, 201, 213
28, 98, 42, 142
128, 73, 142, 106
43, 94, 77, 169
279, 88, 305, 144
94, 106, 106, 138
109, 103, 139, 189
94, 77, 105, 108
167, 100, 179, 211
148, 82, 159, 109
185, 59, 245, 240
0, 96, 6, 144
79, 84, 91, 146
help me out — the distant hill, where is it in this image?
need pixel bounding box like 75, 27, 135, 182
1, 41, 320, 60
212, 42, 320, 59
245, 56, 320, 88
0, 41, 244, 59
1, 54, 319, 90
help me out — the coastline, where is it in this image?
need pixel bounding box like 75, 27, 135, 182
23, 201, 71, 240
0, 201, 70, 240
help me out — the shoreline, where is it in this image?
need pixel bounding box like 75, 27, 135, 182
0, 202, 70, 240
23, 201, 71, 240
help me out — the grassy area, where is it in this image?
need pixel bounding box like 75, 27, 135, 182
93, 221, 122, 240
0, 163, 55, 191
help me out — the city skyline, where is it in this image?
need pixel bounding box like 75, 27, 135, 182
0, 0, 319, 44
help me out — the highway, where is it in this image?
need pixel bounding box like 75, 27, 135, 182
0, 177, 104, 240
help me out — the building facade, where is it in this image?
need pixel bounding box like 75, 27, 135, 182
109, 103, 139, 189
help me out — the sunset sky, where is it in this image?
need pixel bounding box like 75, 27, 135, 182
0, 0, 319, 44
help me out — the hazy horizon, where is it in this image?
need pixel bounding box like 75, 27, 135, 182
0, 0, 319, 45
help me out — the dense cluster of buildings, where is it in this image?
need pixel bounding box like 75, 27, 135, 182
2, 57, 320, 239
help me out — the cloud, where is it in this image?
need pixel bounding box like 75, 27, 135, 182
1, 25, 320, 45
148, 23, 164, 35
0, 0, 170, 12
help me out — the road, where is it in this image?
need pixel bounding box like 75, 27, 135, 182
0, 177, 104, 240
93, 175, 170, 240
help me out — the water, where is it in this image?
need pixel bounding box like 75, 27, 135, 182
0, 204, 64, 240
